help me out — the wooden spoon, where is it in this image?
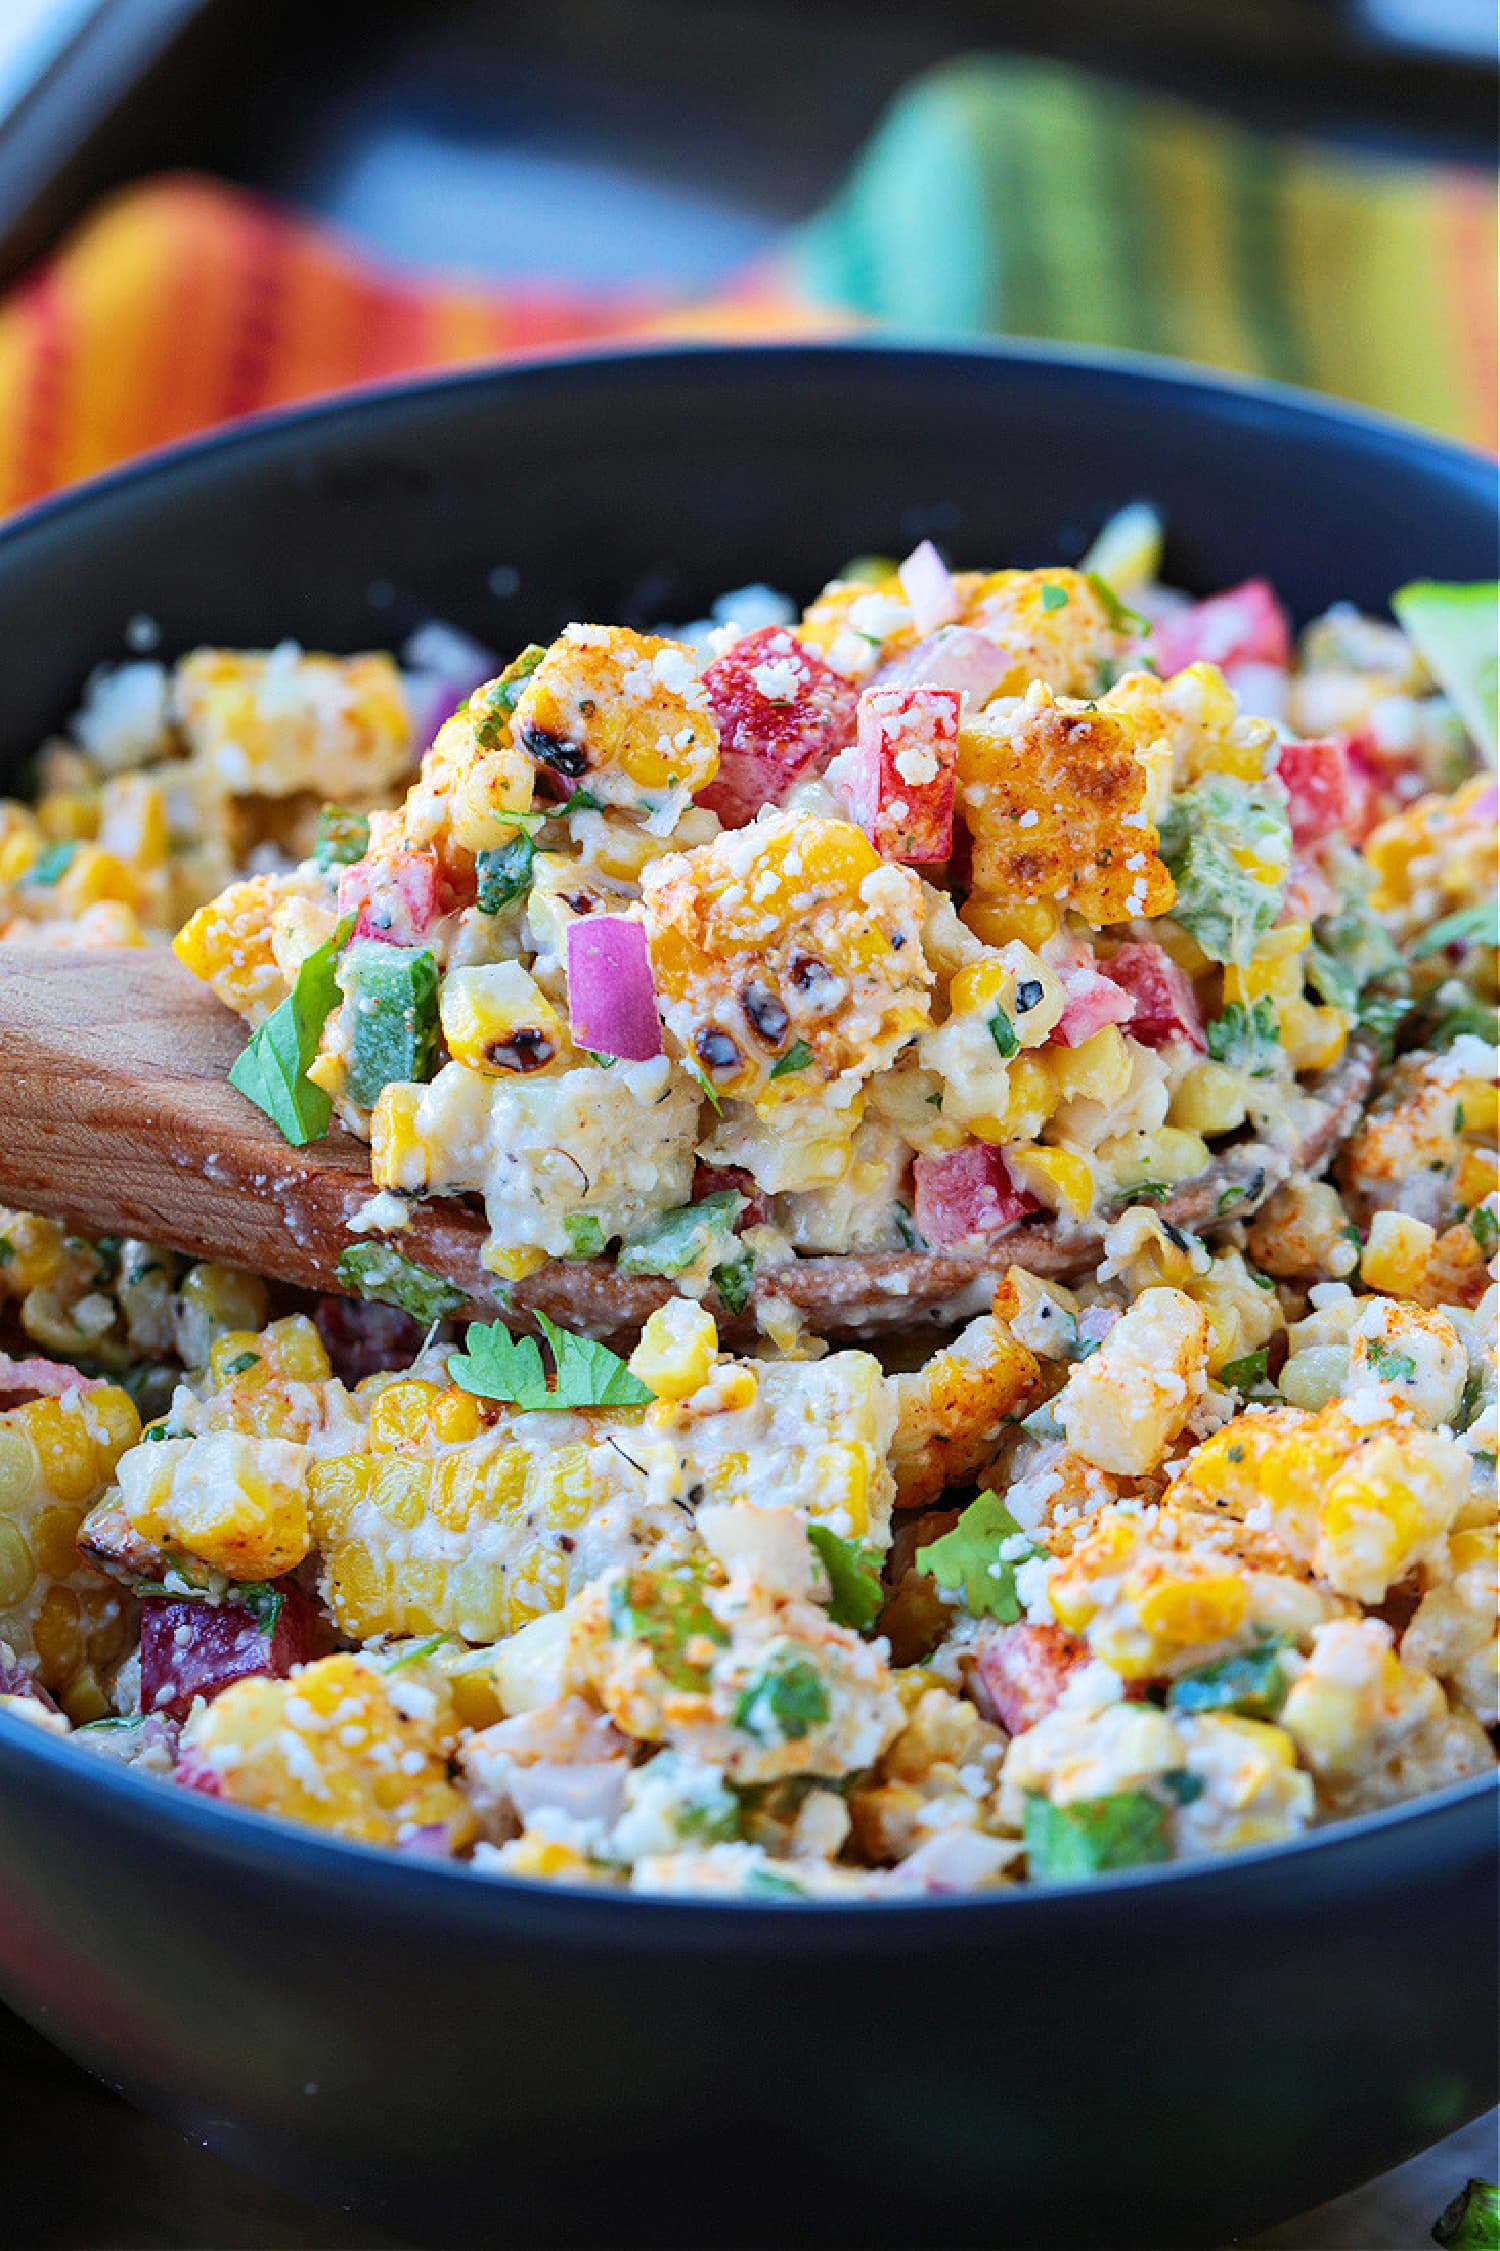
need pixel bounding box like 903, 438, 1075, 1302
0, 948, 1379, 1342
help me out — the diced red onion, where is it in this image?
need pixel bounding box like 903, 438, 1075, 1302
878, 626, 1010, 709
897, 540, 961, 636
141, 1581, 317, 1721
1151, 578, 1291, 678
566, 916, 662, 1062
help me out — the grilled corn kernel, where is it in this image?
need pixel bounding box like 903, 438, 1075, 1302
1102, 1126, 1212, 1193
1279, 997, 1348, 1073
440, 962, 563, 1076
1049, 1026, 1133, 1107
448, 745, 535, 854
172, 875, 289, 1024
959, 896, 1062, 951
629, 1300, 719, 1400
118, 1429, 311, 1580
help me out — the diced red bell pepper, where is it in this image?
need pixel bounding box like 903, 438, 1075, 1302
338, 847, 444, 945
140, 1580, 317, 1721
975, 1622, 1091, 1734
912, 1144, 1040, 1248
848, 685, 960, 863
1275, 736, 1356, 847
313, 1296, 427, 1386
699, 627, 859, 827
1100, 942, 1205, 1051
1152, 578, 1292, 679
1053, 963, 1139, 1048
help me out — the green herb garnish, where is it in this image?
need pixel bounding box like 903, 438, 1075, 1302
807, 1525, 885, 1633
228, 914, 353, 1146
1412, 898, 1500, 960
769, 1039, 814, 1080
1366, 1340, 1419, 1384
313, 805, 370, 871
733, 1650, 830, 1743
1468, 1204, 1499, 1253
916, 1488, 1040, 1623
1168, 1634, 1291, 1721
1085, 571, 1149, 637
449, 1310, 652, 1411
222, 1351, 261, 1377
470, 644, 547, 752
988, 1006, 1019, 1059
608, 1561, 727, 1691
1219, 1347, 1270, 1393
1206, 997, 1281, 1075
475, 833, 535, 914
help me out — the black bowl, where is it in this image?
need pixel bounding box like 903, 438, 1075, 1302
0, 342, 1494, 2250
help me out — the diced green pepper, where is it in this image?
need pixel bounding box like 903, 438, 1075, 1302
618, 1191, 745, 1280
1023, 1790, 1171, 1881
1168, 1635, 1291, 1720
342, 942, 440, 1109
1431, 2178, 1500, 2250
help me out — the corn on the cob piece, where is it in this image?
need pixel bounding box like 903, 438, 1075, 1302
1056, 1287, 1209, 1476
1280, 1616, 1493, 1816
172, 872, 293, 1024
179, 1652, 475, 1849
114, 1428, 311, 1582
641, 809, 931, 1106
0, 1383, 140, 1720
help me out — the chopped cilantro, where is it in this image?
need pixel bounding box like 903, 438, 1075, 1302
555, 786, 603, 816
733, 1650, 830, 1743
608, 1562, 727, 1691
335, 1242, 465, 1324
222, 1350, 261, 1377
470, 644, 546, 751
1468, 1204, 1499, 1254
1160, 1768, 1205, 1806
1040, 583, 1070, 613
1119, 1182, 1171, 1206
686, 1062, 724, 1115
1206, 997, 1281, 1075
1216, 1186, 1247, 1216
0, 1238, 12, 1267
450, 1310, 653, 1411
229, 914, 353, 1146
769, 1039, 814, 1080
712, 1252, 754, 1317
744, 1866, 806, 1900
1219, 1347, 1270, 1393
1024, 1790, 1171, 1881
475, 833, 535, 914
893, 1201, 924, 1251
1085, 572, 1149, 637
313, 804, 370, 871
916, 1488, 1041, 1624
988, 1005, 1019, 1059
1366, 1340, 1419, 1384
807, 1525, 885, 1633
385, 1634, 453, 1671
1168, 1634, 1291, 1721
1157, 777, 1290, 966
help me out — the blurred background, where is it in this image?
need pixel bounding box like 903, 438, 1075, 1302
0, 0, 1493, 525
0, 3, 1494, 2243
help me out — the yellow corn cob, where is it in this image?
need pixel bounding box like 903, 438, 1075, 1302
116, 1427, 311, 1580
180, 1653, 475, 1849
173, 874, 290, 1024
0, 1384, 140, 1719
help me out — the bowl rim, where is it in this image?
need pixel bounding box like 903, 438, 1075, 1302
0, 332, 1493, 1923
0, 333, 1492, 572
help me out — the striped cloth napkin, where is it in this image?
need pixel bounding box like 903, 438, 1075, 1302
0, 55, 1491, 516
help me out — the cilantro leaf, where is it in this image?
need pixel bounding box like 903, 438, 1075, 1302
1085, 571, 1149, 637
733, 1650, 830, 1743
916, 1488, 1040, 1623
608, 1561, 726, 1690
769, 1039, 814, 1080
335, 1242, 465, 1323
1157, 777, 1290, 966
1468, 1204, 1499, 1254
470, 644, 547, 752
1040, 582, 1070, 613
988, 1005, 1019, 1059
1206, 997, 1281, 1075
1367, 1340, 1418, 1384
229, 915, 353, 1146
1219, 1347, 1270, 1393
449, 1310, 652, 1410
807, 1525, 885, 1633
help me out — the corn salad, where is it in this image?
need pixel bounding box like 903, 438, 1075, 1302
0, 531, 1495, 1895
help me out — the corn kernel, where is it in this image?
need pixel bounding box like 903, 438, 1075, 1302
1279, 998, 1348, 1073
1170, 1059, 1248, 1136
1005, 1142, 1095, 1220
1102, 1126, 1211, 1191
959, 895, 1061, 950
1361, 1210, 1436, 1297
440, 963, 563, 1077
1049, 1025, 1132, 1106
482, 1242, 550, 1282
629, 1299, 719, 1400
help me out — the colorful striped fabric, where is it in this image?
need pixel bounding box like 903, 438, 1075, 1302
790, 59, 1497, 451
0, 56, 1491, 516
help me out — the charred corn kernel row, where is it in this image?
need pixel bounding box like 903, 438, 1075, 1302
0, 1385, 139, 1718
